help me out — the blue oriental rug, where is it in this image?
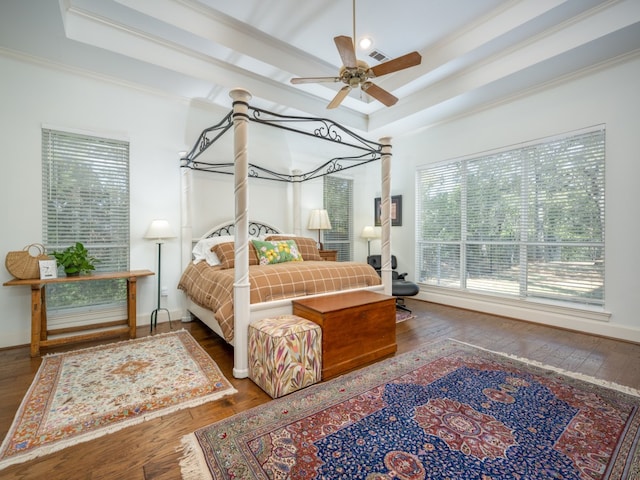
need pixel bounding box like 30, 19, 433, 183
180, 339, 640, 479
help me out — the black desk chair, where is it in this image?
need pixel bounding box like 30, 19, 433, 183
367, 255, 420, 312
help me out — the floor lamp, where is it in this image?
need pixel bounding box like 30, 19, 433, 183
361, 225, 380, 257
145, 219, 176, 331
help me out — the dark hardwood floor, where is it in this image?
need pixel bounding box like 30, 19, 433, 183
1, 299, 639, 479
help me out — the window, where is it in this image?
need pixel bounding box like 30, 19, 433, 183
323, 176, 353, 261
416, 126, 605, 307
42, 128, 130, 316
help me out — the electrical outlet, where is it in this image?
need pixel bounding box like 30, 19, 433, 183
161, 287, 168, 297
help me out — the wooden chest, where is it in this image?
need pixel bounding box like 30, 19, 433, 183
292, 290, 396, 380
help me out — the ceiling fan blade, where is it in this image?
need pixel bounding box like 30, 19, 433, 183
291, 76, 341, 84
334, 35, 357, 69
327, 85, 352, 109
362, 82, 398, 107
369, 51, 422, 77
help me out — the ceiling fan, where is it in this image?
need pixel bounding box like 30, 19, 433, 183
290, 0, 422, 109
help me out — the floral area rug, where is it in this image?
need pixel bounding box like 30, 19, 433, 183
0, 329, 236, 470
180, 339, 640, 480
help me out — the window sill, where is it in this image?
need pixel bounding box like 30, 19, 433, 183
417, 285, 611, 323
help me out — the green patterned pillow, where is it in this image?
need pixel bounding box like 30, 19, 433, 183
264, 235, 322, 261
251, 239, 303, 265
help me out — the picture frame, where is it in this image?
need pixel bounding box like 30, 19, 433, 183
374, 195, 402, 227
39, 259, 58, 280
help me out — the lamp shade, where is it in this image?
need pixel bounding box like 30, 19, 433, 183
307, 209, 332, 230
361, 225, 380, 239
144, 219, 176, 240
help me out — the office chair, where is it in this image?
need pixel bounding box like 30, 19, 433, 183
367, 255, 419, 312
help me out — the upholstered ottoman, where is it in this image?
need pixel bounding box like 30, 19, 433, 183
249, 315, 322, 398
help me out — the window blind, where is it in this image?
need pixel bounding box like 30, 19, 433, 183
323, 176, 353, 261
416, 126, 605, 307
42, 128, 130, 312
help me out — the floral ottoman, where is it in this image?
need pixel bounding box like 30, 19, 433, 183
248, 315, 322, 398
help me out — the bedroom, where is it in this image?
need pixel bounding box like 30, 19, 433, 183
0, 0, 639, 477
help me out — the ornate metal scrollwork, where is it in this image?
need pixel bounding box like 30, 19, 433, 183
206, 221, 280, 238
181, 105, 387, 183
181, 111, 233, 169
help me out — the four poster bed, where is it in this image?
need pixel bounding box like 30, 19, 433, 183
178, 221, 383, 344
179, 88, 394, 379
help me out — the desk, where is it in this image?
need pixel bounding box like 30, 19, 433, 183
3, 270, 153, 356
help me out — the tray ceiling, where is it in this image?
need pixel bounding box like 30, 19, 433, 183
1, 0, 639, 135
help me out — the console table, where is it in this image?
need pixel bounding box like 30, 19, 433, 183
3, 270, 154, 356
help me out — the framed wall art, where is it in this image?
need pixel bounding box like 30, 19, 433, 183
374, 195, 402, 227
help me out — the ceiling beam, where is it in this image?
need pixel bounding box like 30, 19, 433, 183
113, 0, 338, 79
60, 2, 368, 130
369, 0, 640, 131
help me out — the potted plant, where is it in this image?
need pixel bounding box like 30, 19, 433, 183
51, 242, 98, 276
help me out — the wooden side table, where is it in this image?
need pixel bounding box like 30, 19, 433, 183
3, 270, 153, 356
318, 249, 338, 261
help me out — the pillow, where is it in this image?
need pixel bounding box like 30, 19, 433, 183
264, 235, 322, 261
251, 239, 303, 265
211, 241, 259, 269
192, 235, 234, 266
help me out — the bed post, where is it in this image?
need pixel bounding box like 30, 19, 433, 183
292, 169, 302, 235
380, 136, 392, 296
230, 87, 252, 379
180, 165, 193, 321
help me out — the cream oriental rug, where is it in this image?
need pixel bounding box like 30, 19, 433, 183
0, 329, 236, 470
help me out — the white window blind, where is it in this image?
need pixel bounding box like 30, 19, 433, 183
42, 128, 130, 312
323, 176, 353, 261
416, 126, 605, 307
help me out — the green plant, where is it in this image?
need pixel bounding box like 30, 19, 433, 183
51, 242, 98, 276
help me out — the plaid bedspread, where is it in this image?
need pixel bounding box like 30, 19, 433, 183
178, 261, 382, 342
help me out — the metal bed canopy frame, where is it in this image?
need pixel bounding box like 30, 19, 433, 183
179, 104, 387, 183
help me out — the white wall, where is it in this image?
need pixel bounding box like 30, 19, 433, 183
388, 54, 640, 341
2, 50, 638, 348
0, 54, 221, 348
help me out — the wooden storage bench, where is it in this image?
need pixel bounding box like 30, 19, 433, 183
292, 290, 396, 380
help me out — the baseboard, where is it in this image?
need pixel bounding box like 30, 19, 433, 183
415, 289, 640, 343
136, 308, 185, 328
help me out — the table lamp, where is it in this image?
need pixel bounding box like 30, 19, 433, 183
145, 219, 176, 331
307, 209, 332, 249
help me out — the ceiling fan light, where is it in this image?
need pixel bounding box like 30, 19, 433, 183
359, 36, 373, 50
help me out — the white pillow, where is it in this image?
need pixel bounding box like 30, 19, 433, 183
192, 235, 234, 266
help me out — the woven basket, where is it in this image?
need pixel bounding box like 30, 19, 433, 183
5, 244, 51, 279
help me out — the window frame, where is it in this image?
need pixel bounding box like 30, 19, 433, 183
323, 175, 354, 261
415, 125, 605, 309
42, 127, 131, 320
